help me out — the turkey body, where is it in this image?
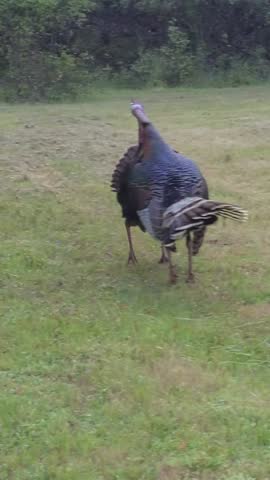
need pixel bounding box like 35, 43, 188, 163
113, 124, 209, 255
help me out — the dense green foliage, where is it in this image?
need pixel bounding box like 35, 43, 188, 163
0, 0, 270, 99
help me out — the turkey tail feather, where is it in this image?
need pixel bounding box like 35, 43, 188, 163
111, 145, 140, 193
162, 197, 248, 241
207, 203, 248, 222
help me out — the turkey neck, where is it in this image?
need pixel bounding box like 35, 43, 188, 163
131, 104, 174, 161
140, 123, 173, 161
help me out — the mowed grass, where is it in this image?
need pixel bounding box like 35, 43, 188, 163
0, 86, 270, 480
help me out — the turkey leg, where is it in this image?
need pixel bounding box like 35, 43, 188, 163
186, 233, 194, 283
125, 222, 138, 264
166, 248, 178, 284
159, 245, 169, 264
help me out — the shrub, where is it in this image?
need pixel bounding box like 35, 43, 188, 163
2, 32, 88, 101
122, 24, 195, 88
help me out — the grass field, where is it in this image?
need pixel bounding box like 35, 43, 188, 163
0, 86, 270, 480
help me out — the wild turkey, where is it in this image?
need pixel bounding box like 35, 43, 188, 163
111, 102, 248, 283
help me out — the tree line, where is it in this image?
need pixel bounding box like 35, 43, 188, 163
0, 0, 269, 100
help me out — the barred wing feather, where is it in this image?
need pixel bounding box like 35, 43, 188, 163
162, 197, 248, 239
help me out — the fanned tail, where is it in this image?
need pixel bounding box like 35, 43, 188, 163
111, 145, 140, 193
196, 202, 248, 223
162, 197, 248, 241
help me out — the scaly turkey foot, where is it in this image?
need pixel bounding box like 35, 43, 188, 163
159, 257, 169, 264
159, 253, 169, 264
186, 272, 195, 284
127, 251, 138, 265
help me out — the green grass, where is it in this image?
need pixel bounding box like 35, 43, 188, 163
0, 86, 270, 480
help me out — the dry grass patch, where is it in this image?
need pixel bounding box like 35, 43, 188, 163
158, 465, 192, 480
158, 464, 220, 480
149, 353, 221, 394
238, 303, 270, 320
